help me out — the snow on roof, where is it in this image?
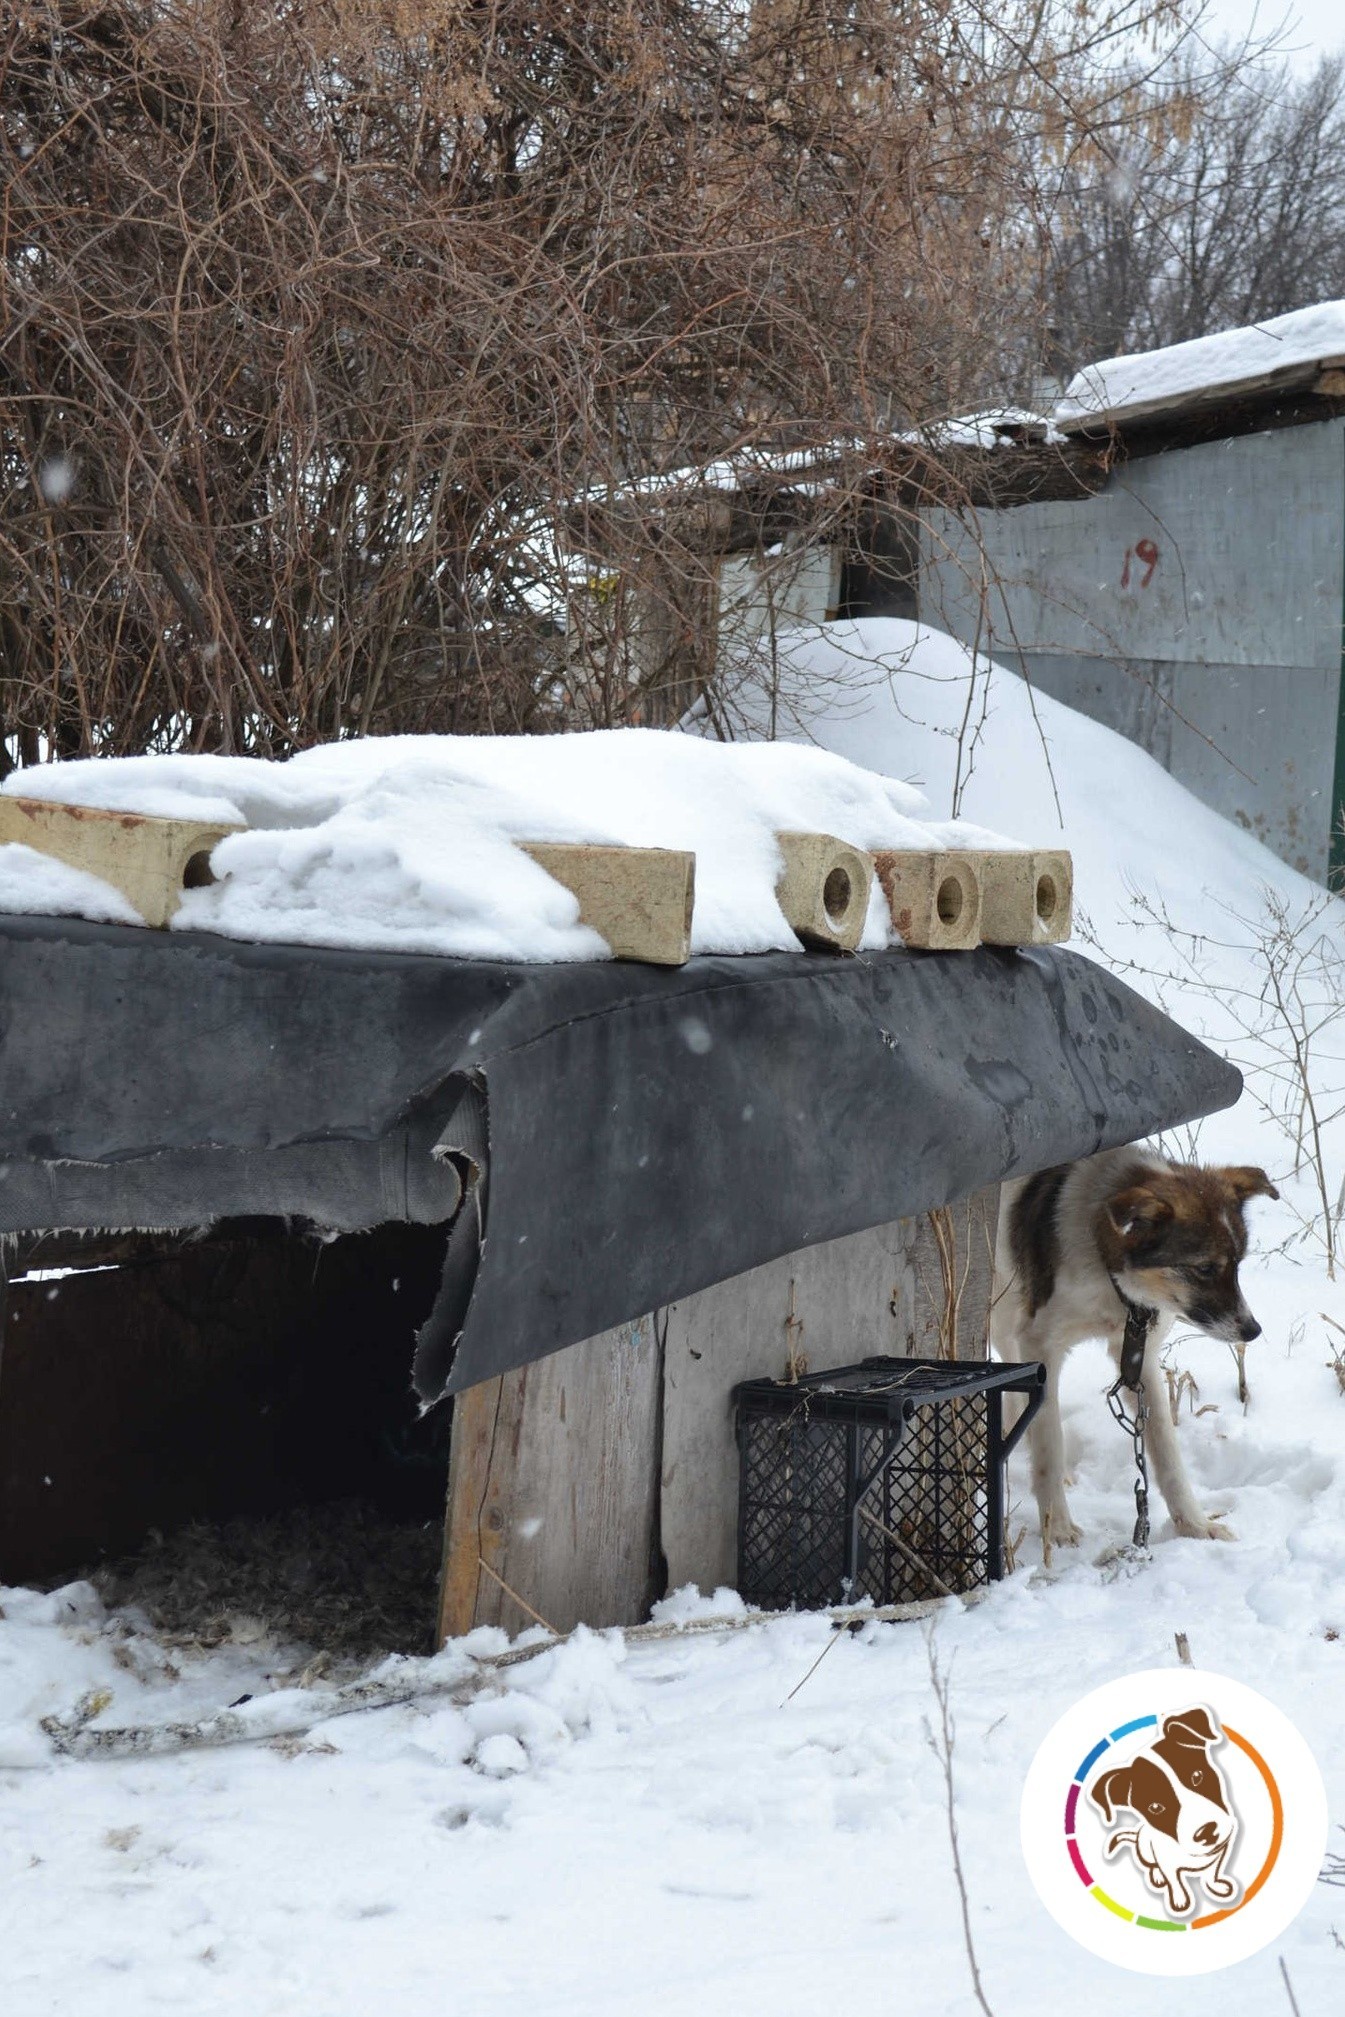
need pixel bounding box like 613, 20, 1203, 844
571, 441, 855, 512
904, 407, 1062, 451
1055, 298, 1345, 431
0, 730, 1008, 962
572, 411, 1062, 518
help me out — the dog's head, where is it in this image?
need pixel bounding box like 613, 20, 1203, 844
1099, 1162, 1277, 1343
1091, 1708, 1236, 1862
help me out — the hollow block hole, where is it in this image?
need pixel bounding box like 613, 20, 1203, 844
822, 866, 853, 926
182, 850, 216, 890
936, 876, 964, 926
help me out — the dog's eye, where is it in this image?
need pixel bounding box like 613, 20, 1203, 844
1189, 1262, 1221, 1281
1191, 1769, 1203, 1784
1148, 1801, 1165, 1815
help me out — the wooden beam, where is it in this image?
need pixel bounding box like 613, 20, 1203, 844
0, 796, 241, 929
522, 842, 695, 966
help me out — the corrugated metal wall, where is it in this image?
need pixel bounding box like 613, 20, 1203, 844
919, 418, 1345, 882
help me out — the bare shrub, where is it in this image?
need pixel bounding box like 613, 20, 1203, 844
1100, 885, 1345, 1276
2, 0, 1192, 763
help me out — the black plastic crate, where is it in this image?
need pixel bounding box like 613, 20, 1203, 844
734, 1355, 1046, 1610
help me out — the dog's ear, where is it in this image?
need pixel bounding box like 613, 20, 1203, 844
1162, 1708, 1218, 1749
1090, 1766, 1134, 1823
1218, 1166, 1280, 1206
1105, 1185, 1173, 1246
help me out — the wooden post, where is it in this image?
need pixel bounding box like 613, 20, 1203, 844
437, 1314, 663, 1643
436, 1374, 511, 1644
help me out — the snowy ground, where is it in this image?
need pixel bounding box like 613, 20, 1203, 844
4, 1297, 1344, 2017
4, 623, 1345, 2013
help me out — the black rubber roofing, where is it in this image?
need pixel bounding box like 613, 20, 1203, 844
0, 914, 1240, 1395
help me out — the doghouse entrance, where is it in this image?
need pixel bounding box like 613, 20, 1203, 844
0, 1219, 453, 1654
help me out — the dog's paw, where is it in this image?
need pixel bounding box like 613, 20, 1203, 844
1173, 1510, 1236, 1542
1041, 1505, 1082, 1549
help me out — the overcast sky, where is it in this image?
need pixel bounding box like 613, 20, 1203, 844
1194, 0, 1344, 62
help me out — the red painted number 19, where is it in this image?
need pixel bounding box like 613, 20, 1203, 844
1121, 538, 1159, 589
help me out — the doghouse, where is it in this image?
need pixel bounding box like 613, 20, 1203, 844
0, 912, 1239, 1643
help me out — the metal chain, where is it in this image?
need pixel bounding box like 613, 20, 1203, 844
1106, 1286, 1156, 1554
1106, 1372, 1151, 1551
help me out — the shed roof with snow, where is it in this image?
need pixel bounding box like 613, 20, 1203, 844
1055, 299, 1345, 443
0, 734, 1244, 1626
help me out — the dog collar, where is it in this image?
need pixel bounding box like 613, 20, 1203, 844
1109, 1274, 1158, 1392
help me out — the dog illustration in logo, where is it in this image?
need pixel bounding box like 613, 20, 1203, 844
1090, 1707, 1241, 1918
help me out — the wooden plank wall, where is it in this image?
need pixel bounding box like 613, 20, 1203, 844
438, 1186, 999, 1640
437, 1314, 663, 1640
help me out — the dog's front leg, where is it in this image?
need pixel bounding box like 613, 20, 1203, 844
1133, 1330, 1236, 1542
1203, 1841, 1239, 1902
1029, 1349, 1081, 1548
1158, 1865, 1193, 1918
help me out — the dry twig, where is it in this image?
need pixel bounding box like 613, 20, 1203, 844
41, 1589, 988, 1762
925, 1629, 997, 2017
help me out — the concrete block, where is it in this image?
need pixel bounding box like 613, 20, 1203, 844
522, 842, 695, 965
774, 831, 874, 952
874, 849, 981, 950
0, 795, 241, 928
977, 849, 1072, 945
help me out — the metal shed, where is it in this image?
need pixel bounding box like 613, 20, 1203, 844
919, 331, 1345, 885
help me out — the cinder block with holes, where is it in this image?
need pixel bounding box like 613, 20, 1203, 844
773, 831, 874, 952
976, 849, 1073, 946
873, 849, 981, 950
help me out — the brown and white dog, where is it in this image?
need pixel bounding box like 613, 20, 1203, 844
991, 1146, 1278, 1545
1091, 1707, 1240, 1919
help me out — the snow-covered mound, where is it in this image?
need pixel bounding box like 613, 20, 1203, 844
0, 729, 1004, 960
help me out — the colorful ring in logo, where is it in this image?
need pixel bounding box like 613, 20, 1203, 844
1064, 1712, 1284, 1931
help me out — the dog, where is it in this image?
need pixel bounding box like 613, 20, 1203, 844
990, 1146, 1277, 1544
1090, 1707, 1240, 1918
